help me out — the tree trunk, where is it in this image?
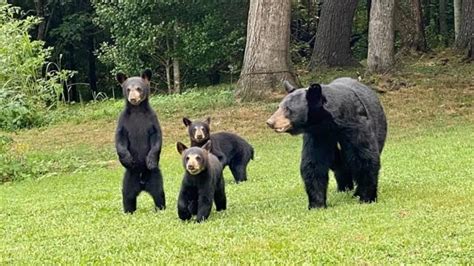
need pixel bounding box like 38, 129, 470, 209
454, 0, 462, 41
410, 0, 428, 51
237, 0, 297, 101
172, 57, 181, 94
367, 0, 395, 74
165, 59, 172, 94
87, 36, 97, 94
455, 0, 474, 59
34, 0, 46, 40
439, 0, 448, 46
308, 0, 359, 69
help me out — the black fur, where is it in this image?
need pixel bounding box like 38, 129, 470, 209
183, 117, 254, 183
115, 69, 165, 213
176, 141, 226, 222
268, 78, 387, 209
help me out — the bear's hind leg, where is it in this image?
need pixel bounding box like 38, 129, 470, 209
122, 170, 141, 213
144, 169, 166, 211
229, 161, 247, 183
333, 148, 354, 192
214, 178, 227, 211
353, 159, 379, 203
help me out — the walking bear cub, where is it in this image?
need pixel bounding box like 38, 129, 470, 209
115, 69, 166, 213
176, 141, 226, 223
266, 78, 387, 209
183, 117, 254, 183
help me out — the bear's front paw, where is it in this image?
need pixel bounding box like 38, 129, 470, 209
146, 156, 158, 170
119, 154, 135, 169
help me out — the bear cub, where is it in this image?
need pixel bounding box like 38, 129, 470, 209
115, 69, 166, 213
183, 117, 254, 183
176, 141, 226, 222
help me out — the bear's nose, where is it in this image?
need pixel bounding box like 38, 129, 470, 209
266, 119, 274, 128
187, 165, 195, 171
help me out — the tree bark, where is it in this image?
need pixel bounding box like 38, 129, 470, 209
454, 0, 462, 41
439, 0, 448, 46
87, 36, 98, 94
34, 0, 46, 40
165, 59, 172, 94
367, 0, 395, 74
308, 0, 359, 69
237, 0, 298, 101
172, 57, 181, 94
411, 0, 428, 51
455, 0, 474, 59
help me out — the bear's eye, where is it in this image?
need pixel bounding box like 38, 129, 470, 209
136, 87, 142, 92
196, 156, 201, 162
127, 88, 131, 92
185, 156, 190, 161
285, 106, 292, 114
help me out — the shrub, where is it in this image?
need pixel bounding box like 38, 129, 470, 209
0, 4, 72, 131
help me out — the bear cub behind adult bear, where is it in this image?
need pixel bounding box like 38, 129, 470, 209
183, 117, 254, 183
115, 69, 165, 213
176, 141, 226, 223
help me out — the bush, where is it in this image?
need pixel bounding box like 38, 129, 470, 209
0, 5, 72, 131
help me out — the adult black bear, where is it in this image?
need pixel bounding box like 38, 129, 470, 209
176, 141, 226, 222
183, 117, 254, 183
266, 78, 387, 209
115, 69, 165, 213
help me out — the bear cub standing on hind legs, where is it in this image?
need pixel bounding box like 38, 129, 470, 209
267, 78, 387, 209
183, 117, 254, 183
115, 69, 166, 213
176, 141, 227, 223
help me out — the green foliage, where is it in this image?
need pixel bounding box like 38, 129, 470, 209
94, 1, 247, 85
0, 4, 73, 131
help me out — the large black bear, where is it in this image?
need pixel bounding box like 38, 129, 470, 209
115, 69, 166, 213
266, 78, 387, 209
183, 117, 254, 183
176, 141, 227, 222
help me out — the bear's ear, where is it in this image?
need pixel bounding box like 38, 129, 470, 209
141, 69, 152, 84
176, 142, 188, 154
202, 140, 212, 152
283, 80, 296, 94
183, 117, 192, 127
306, 83, 325, 107
205, 117, 211, 125
116, 73, 128, 85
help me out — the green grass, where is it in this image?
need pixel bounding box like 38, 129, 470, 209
1, 122, 473, 263
1, 54, 473, 263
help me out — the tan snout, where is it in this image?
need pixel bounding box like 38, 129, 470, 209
194, 127, 206, 140
128, 88, 142, 105
186, 154, 204, 175
266, 107, 292, 133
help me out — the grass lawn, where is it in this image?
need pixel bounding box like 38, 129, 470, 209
1, 53, 473, 263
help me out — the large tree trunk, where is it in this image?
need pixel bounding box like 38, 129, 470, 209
411, 0, 428, 51
237, 0, 297, 101
367, 0, 395, 74
455, 0, 474, 59
454, 0, 462, 41
439, 0, 448, 46
308, 0, 359, 69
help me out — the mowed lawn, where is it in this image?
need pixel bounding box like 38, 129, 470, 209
1, 62, 474, 263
